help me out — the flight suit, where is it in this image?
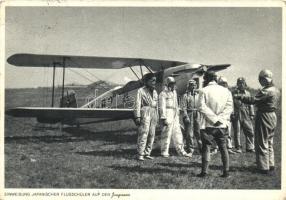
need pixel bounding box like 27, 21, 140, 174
232, 89, 255, 151
159, 87, 187, 156
134, 86, 158, 157
240, 84, 280, 170
181, 90, 202, 153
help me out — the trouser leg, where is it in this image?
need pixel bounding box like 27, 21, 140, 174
242, 119, 255, 150
184, 122, 194, 153
201, 129, 211, 173
144, 112, 157, 156
255, 116, 270, 170
172, 120, 186, 155
201, 143, 210, 173
268, 135, 275, 167
233, 119, 241, 149
194, 118, 202, 152
137, 119, 151, 156
215, 128, 229, 172
161, 124, 172, 156
226, 125, 233, 149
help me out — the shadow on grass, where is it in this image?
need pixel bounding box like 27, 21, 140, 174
159, 162, 259, 174
5, 127, 137, 145
64, 127, 137, 144
75, 148, 135, 159
5, 135, 83, 144
109, 165, 189, 175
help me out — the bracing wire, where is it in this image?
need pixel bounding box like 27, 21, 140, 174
67, 68, 95, 84
71, 60, 101, 81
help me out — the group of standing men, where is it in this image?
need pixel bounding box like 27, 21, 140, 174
134, 69, 280, 177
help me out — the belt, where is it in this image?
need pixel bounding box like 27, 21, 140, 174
142, 105, 157, 108
166, 106, 176, 109
187, 109, 198, 112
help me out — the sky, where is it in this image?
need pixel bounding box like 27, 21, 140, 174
5, 6, 282, 88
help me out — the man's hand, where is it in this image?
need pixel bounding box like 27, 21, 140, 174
213, 121, 223, 127
233, 94, 243, 100
135, 118, 141, 126
230, 114, 235, 122
250, 115, 255, 120
161, 119, 168, 126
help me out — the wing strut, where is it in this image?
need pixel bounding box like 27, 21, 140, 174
141, 61, 153, 73
61, 57, 66, 103
51, 62, 56, 107
140, 63, 144, 78
129, 66, 141, 80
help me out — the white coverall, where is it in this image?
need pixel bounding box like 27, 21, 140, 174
134, 86, 158, 157
159, 87, 187, 156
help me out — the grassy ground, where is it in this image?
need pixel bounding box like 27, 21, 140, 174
4, 88, 281, 189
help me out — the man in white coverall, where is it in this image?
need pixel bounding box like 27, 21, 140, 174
134, 73, 158, 161
159, 76, 192, 158
197, 71, 233, 178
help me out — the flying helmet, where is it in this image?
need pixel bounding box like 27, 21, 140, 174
188, 79, 197, 85
237, 77, 246, 84
259, 69, 273, 83
165, 76, 176, 85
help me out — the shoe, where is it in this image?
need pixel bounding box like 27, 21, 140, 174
258, 169, 269, 174
183, 153, 193, 158
246, 149, 255, 153
138, 156, 145, 161
162, 154, 169, 158
220, 171, 230, 178
269, 166, 275, 171
228, 149, 236, 154
210, 149, 218, 155
145, 155, 154, 160
234, 148, 242, 153
197, 172, 207, 177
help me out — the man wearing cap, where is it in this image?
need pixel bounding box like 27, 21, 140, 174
197, 71, 233, 178
232, 77, 255, 153
134, 73, 158, 161
181, 79, 202, 154
234, 69, 280, 174
159, 76, 192, 158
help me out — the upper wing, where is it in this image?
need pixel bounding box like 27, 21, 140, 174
6, 107, 134, 120
7, 53, 187, 71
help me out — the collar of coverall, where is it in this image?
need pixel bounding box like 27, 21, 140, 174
187, 89, 198, 95
237, 88, 246, 94
262, 82, 274, 89
207, 81, 218, 86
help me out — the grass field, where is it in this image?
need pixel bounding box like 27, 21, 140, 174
4, 88, 281, 189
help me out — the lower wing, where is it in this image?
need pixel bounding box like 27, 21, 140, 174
6, 107, 134, 123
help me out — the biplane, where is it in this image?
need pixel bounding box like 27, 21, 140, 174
6, 53, 230, 126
